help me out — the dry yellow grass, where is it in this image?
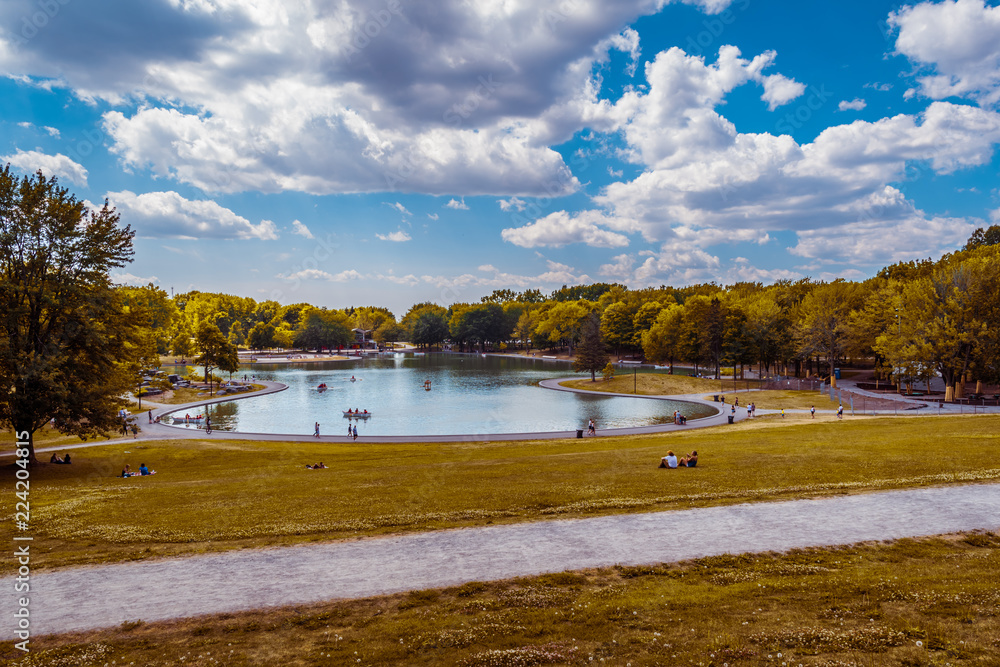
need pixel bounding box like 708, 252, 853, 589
8, 532, 999, 667
4, 415, 999, 573
562, 372, 758, 396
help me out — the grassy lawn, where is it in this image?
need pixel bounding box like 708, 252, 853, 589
146, 383, 266, 405
3, 415, 999, 573
6, 532, 999, 666
562, 373, 758, 396
563, 374, 874, 411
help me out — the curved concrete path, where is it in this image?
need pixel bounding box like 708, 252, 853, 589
5, 483, 999, 638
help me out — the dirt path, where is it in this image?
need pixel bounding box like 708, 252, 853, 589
6, 483, 999, 638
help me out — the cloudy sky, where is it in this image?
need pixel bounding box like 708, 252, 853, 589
3, 0, 1000, 315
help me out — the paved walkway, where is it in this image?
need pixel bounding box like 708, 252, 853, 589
5, 483, 999, 638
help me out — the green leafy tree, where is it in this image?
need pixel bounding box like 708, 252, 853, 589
374, 321, 406, 347
120, 284, 177, 355
194, 321, 239, 394
964, 224, 1000, 250
247, 321, 276, 351
171, 328, 193, 357
294, 308, 352, 350
536, 301, 590, 354
573, 314, 610, 381
0, 167, 139, 463
642, 304, 684, 372
796, 281, 863, 380
411, 310, 450, 348
631, 301, 665, 348
600, 301, 635, 358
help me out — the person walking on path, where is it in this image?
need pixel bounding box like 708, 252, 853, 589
810, 405, 815, 419
352, 424, 358, 440
206, 416, 212, 434
348, 423, 353, 436
314, 422, 320, 438
837, 405, 844, 419
588, 419, 596, 436
130, 423, 138, 439
148, 409, 153, 424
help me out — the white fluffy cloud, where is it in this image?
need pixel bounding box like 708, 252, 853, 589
838, 98, 867, 111
291, 220, 314, 239
445, 198, 469, 210
511, 32, 1000, 281
790, 214, 977, 264
760, 73, 806, 110
109, 190, 278, 240
891, 0, 1000, 107
582, 102, 1000, 264
607, 46, 805, 169
0, 0, 735, 197
375, 230, 412, 242
1, 149, 88, 186
501, 210, 629, 248
279, 268, 363, 282
111, 271, 159, 286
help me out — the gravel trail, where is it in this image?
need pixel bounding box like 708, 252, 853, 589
6, 483, 999, 638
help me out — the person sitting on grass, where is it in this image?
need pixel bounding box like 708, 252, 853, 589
678, 451, 698, 467
50, 453, 63, 464
139, 463, 150, 476
121, 464, 132, 477
659, 450, 679, 468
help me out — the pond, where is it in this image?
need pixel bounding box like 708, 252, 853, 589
164, 353, 713, 437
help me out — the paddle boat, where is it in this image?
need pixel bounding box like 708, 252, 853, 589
343, 409, 372, 419
317, 383, 328, 391
175, 414, 204, 423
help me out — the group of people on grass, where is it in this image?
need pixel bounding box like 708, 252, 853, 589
305, 462, 327, 469
659, 450, 697, 468
120, 463, 152, 477
49, 453, 71, 464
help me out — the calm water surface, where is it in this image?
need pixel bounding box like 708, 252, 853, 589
166, 353, 713, 436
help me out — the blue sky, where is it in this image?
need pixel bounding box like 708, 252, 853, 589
2, 0, 1000, 316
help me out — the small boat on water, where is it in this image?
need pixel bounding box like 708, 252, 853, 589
175, 415, 204, 423
343, 410, 372, 418
317, 383, 328, 391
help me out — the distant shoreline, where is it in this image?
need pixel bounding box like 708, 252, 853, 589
238, 354, 355, 365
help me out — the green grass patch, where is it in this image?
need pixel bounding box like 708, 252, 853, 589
562, 372, 756, 396
6, 532, 999, 666
563, 373, 876, 410
3, 415, 999, 572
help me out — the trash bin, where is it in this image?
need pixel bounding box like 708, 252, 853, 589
727, 416, 734, 424
834, 368, 841, 380
713, 394, 719, 402
576, 429, 583, 438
